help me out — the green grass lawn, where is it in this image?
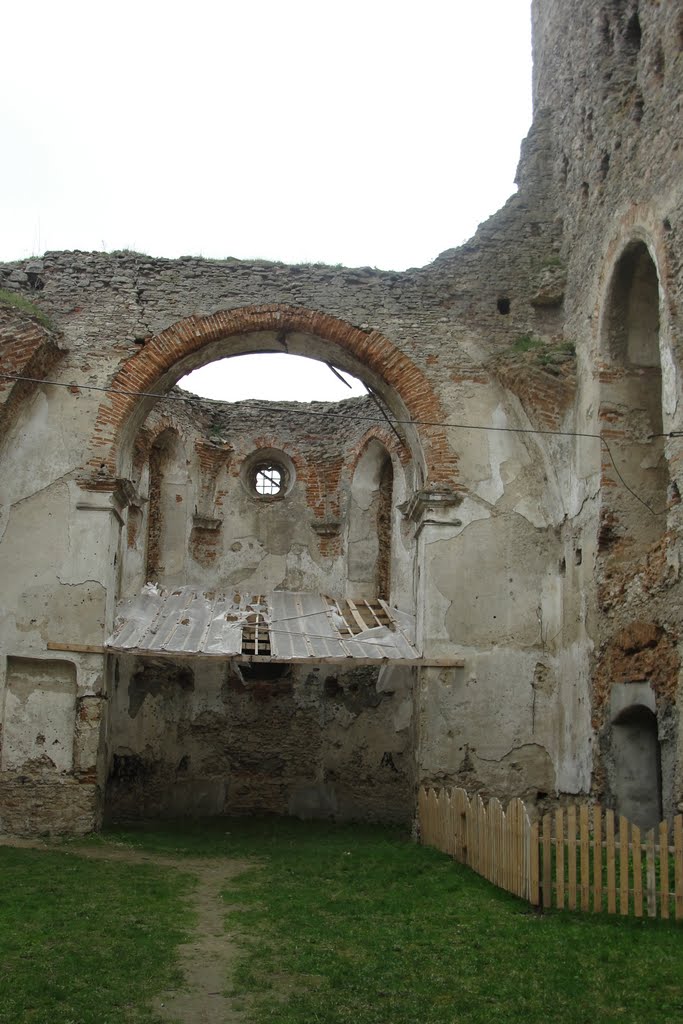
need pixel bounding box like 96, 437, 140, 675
0, 846, 194, 1024
2, 820, 682, 1023
101, 818, 683, 1024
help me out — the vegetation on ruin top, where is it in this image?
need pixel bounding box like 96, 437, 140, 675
0, 287, 53, 330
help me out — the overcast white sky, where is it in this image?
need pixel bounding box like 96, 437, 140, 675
2, 0, 533, 400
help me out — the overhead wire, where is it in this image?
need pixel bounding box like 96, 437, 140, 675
0, 370, 674, 516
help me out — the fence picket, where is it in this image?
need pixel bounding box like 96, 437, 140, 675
632, 825, 643, 918
514, 800, 526, 899
645, 829, 656, 919
674, 816, 683, 921
619, 816, 629, 916
606, 810, 616, 914
567, 806, 577, 910
592, 804, 602, 912
542, 813, 552, 908
416, 787, 675, 926
529, 820, 540, 905
580, 804, 590, 912
556, 808, 564, 910
659, 820, 669, 920
490, 798, 501, 889
511, 800, 518, 898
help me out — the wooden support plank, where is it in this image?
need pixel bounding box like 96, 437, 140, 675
48, 641, 106, 654
606, 809, 616, 915
619, 816, 629, 916
50, 638, 462, 671
556, 808, 565, 910
346, 599, 369, 634
632, 825, 643, 918
580, 804, 590, 912
592, 804, 602, 913
645, 829, 657, 919
362, 600, 384, 628
567, 805, 577, 911
674, 816, 683, 922
659, 820, 670, 920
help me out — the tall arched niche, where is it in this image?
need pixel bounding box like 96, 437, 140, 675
346, 437, 396, 602
599, 239, 669, 560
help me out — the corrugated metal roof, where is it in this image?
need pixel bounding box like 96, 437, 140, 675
106, 585, 419, 662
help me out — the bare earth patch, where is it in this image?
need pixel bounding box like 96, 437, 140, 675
0, 836, 253, 1024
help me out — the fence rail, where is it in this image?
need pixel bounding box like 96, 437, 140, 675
417, 786, 683, 920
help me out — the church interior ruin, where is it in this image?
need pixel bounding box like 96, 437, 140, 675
1, 0, 682, 835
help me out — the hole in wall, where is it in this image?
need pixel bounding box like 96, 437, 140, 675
238, 663, 291, 682
561, 153, 569, 185
497, 297, 511, 315
575, 548, 583, 566
624, 11, 642, 52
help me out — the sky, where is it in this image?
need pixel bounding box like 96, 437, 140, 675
2, 0, 533, 401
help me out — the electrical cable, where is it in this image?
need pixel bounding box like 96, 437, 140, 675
0, 371, 613, 438
0, 371, 674, 516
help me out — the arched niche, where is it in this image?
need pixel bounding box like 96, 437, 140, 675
611, 703, 662, 830
346, 439, 395, 601
145, 428, 190, 583
599, 240, 668, 557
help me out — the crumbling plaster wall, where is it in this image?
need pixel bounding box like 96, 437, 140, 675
0, 401, 114, 833
0, 179, 589, 828
106, 655, 416, 825
528, 0, 683, 816
123, 394, 412, 605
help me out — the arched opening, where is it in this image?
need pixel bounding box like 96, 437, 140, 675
347, 439, 395, 601
84, 306, 456, 488
599, 241, 668, 559
145, 429, 189, 583
179, 352, 367, 403
98, 309, 439, 827
611, 704, 662, 829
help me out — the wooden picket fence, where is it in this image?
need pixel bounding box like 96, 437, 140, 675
417, 786, 683, 921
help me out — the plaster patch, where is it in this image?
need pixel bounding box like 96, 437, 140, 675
474, 404, 513, 506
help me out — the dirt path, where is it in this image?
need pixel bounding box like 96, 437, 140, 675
0, 837, 254, 1024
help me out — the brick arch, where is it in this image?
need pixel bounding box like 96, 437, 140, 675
0, 314, 64, 435
348, 426, 411, 478
84, 304, 456, 485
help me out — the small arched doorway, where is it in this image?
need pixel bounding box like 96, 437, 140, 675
611, 702, 662, 829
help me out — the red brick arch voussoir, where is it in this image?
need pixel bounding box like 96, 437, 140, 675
85, 304, 457, 485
